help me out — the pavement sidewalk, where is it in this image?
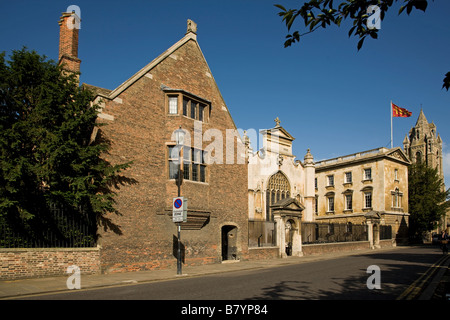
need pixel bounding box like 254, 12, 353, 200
0, 246, 448, 300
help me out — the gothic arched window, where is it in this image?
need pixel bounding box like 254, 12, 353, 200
416, 151, 422, 163
265, 171, 291, 221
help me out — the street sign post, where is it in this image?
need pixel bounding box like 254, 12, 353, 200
172, 197, 187, 223
172, 197, 187, 275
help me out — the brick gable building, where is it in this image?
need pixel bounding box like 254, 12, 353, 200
61, 16, 248, 273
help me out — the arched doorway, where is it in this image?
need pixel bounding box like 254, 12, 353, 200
222, 225, 238, 261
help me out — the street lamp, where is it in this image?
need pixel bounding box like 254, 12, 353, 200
175, 125, 185, 145
174, 126, 185, 197
174, 126, 185, 275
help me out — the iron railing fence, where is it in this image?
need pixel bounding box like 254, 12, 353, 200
380, 225, 393, 240
249, 221, 393, 247
302, 222, 368, 244
302, 222, 393, 244
0, 203, 97, 248
248, 220, 276, 247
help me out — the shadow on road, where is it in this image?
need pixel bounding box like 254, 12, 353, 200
248, 245, 444, 300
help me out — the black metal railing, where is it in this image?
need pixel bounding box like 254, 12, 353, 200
0, 203, 97, 248
301, 222, 368, 244
380, 225, 393, 240
248, 220, 276, 247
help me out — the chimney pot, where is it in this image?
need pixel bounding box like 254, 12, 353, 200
58, 11, 81, 76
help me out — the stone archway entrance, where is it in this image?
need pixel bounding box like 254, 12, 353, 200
271, 198, 305, 258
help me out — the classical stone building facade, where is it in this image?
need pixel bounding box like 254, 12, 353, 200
314, 147, 411, 244
78, 19, 248, 272
247, 119, 315, 257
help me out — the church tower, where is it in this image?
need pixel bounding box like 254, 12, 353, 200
403, 109, 444, 181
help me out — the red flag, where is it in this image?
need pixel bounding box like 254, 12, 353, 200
392, 102, 412, 118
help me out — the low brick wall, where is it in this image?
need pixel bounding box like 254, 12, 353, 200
379, 239, 397, 248
247, 247, 280, 260
302, 241, 371, 256
102, 256, 221, 274
302, 240, 396, 256
247, 239, 397, 261
0, 247, 101, 280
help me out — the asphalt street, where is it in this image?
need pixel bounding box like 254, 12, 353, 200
17, 245, 445, 300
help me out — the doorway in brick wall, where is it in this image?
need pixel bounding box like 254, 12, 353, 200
221, 225, 238, 261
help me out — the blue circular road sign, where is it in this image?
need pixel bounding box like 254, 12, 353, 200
174, 198, 183, 209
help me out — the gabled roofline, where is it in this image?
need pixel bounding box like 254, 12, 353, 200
386, 147, 411, 164
107, 32, 198, 100
86, 21, 243, 141
260, 126, 295, 141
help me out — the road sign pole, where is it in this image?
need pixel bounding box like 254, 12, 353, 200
173, 197, 185, 275
174, 127, 185, 275
177, 222, 182, 275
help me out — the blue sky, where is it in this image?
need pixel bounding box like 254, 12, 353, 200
1, 0, 449, 184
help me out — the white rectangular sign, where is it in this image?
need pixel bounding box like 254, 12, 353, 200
172, 197, 187, 223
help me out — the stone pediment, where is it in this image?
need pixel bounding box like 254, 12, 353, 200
365, 210, 381, 220
386, 148, 411, 164
273, 127, 295, 141
259, 122, 295, 156
270, 197, 305, 212
261, 126, 295, 142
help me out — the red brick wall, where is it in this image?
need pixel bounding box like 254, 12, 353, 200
0, 248, 100, 280
302, 241, 371, 256
96, 38, 248, 273
247, 247, 280, 260
302, 240, 395, 257
58, 13, 80, 73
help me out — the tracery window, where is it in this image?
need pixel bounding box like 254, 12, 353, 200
265, 171, 291, 221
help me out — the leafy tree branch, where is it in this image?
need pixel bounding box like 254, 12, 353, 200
275, 0, 448, 90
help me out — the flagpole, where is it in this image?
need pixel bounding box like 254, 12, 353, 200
390, 100, 393, 149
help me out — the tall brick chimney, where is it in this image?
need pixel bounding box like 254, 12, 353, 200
58, 11, 81, 76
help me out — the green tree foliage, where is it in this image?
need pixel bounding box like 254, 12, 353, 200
275, 0, 449, 90
408, 162, 450, 240
0, 48, 132, 244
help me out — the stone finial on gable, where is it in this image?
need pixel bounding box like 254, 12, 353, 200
274, 117, 281, 127
187, 19, 197, 34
